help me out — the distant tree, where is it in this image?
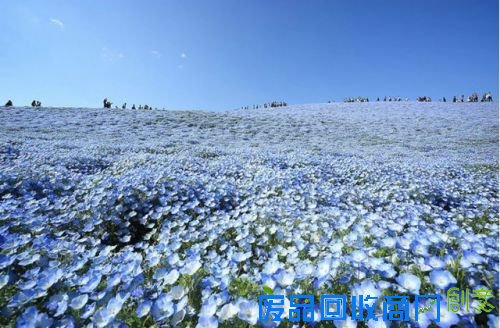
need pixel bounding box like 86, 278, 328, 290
4, 100, 13, 107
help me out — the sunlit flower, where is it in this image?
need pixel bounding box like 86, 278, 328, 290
429, 270, 457, 290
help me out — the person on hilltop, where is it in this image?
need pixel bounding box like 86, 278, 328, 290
103, 98, 112, 109
122, 103, 127, 109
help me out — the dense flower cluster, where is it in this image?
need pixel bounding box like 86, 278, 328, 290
0, 103, 498, 327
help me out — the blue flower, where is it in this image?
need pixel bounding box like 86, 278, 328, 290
429, 270, 457, 290
196, 315, 219, 328
69, 294, 88, 310
136, 300, 152, 318
396, 273, 421, 294
151, 293, 174, 321
16, 306, 53, 328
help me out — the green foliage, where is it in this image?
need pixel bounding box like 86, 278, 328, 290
262, 285, 274, 295
229, 277, 260, 299
118, 305, 155, 327
446, 257, 468, 290
410, 265, 434, 294
0, 284, 18, 326
363, 235, 374, 246
373, 247, 394, 258
178, 268, 209, 313
219, 318, 250, 328
468, 214, 494, 235
463, 163, 499, 172
341, 245, 355, 255
222, 227, 238, 240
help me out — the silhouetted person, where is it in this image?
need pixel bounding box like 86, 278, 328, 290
452, 96, 457, 103
4, 100, 13, 107
122, 103, 127, 109
443, 97, 446, 102
132, 104, 136, 110
32, 100, 37, 107
461, 95, 464, 103
103, 98, 112, 108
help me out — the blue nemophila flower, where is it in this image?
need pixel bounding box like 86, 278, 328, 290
16, 306, 54, 328
429, 270, 457, 290
425, 256, 446, 269
107, 292, 129, 317
80, 275, 102, 294
37, 268, 64, 290
217, 302, 239, 322
431, 299, 460, 328
196, 315, 219, 328
181, 258, 202, 275
169, 285, 186, 300
231, 251, 251, 263
395, 273, 421, 294
152, 293, 174, 321
352, 280, 381, 306
93, 307, 113, 328
46, 293, 69, 317
136, 300, 152, 318
69, 294, 88, 310
350, 250, 368, 263
164, 269, 181, 285
80, 302, 96, 320
0, 273, 9, 289
274, 268, 295, 287
262, 258, 282, 275
237, 300, 259, 325
17, 280, 36, 291
334, 316, 358, 328
0, 104, 498, 326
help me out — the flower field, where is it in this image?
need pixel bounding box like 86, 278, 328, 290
0, 102, 498, 327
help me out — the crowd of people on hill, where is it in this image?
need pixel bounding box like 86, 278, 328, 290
103, 98, 156, 110
240, 101, 288, 110
338, 92, 494, 103
341, 96, 410, 103
1, 92, 495, 109
454, 92, 493, 103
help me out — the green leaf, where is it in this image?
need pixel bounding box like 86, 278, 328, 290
262, 285, 274, 295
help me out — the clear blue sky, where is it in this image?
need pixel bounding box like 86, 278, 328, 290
1, 0, 498, 110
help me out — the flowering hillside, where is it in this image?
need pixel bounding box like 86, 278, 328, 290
0, 102, 498, 327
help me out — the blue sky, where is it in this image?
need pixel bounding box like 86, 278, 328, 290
0, 0, 498, 110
